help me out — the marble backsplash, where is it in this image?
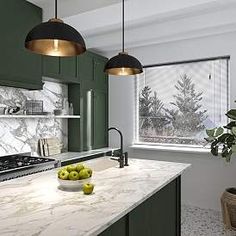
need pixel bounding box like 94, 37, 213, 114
0, 81, 68, 156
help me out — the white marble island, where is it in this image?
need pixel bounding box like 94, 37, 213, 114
0, 157, 190, 236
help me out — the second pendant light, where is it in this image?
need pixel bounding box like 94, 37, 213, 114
104, 0, 143, 76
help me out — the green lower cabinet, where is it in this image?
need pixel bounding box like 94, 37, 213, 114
99, 217, 127, 236
98, 177, 181, 236
129, 178, 179, 236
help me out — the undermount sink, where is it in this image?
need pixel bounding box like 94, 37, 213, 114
85, 157, 118, 172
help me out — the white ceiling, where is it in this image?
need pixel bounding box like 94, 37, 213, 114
28, 0, 236, 55
28, 0, 121, 19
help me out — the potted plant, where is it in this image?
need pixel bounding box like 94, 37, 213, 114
206, 109, 236, 230
205, 109, 236, 162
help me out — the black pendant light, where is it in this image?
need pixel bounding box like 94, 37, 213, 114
104, 0, 143, 76
25, 0, 86, 57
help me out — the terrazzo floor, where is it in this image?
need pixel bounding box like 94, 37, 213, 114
181, 205, 236, 236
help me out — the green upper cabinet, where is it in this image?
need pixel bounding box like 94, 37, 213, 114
78, 52, 94, 85
42, 56, 60, 78
79, 51, 108, 91
42, 56, 78, 84
0, 0, 43, 90
61, 57, 77, 79
93, 54, 108, 91
76, 51, 108, 151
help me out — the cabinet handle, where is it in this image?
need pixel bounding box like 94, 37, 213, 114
86, 90, 93, 150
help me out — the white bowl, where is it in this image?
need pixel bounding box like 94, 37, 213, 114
58, 177, 91, 190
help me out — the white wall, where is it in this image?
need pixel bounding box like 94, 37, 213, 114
108, 31, 236, 211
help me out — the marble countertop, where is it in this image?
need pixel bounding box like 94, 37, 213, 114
0, 157, 190, 236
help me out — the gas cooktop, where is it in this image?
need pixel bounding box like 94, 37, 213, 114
0, 154, 60, 181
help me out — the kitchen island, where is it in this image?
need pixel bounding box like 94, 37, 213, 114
0, 157, 190, 236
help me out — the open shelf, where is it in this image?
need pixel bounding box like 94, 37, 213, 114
0, 115, 80, 119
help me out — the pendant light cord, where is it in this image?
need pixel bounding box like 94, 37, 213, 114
122, 0, 125, 53
55, 0, 58, 19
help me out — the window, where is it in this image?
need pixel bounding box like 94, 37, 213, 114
135, 57, 229, 148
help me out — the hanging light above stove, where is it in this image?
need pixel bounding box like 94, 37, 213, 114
104, 0, 143, 76
25, 0, 86, 57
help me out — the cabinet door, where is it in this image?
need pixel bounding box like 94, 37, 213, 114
93, 90, 108, 149
60, 57, 77, 80
94, 58, 108, 91
0, 0, 43, 89
98, 216, 127, 236
78, 52, 94, 86
42, 56, 60, 78
129, 178, 179, 236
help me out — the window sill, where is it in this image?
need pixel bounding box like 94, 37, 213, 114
130, 143, 211, 155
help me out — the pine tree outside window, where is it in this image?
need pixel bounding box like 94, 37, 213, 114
135, 57, 229, 148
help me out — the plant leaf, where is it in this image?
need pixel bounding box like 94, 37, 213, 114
218, 133, 232, 143
215, 127, 224, 137
206, 128, 216, 137
232, 144, 236, 152
232, 127, 236, 136
204, 137, 215, 142
226, 109, 236, 120
224, 121, 236, 129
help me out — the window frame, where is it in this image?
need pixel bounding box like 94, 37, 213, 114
134, 56, 230, 150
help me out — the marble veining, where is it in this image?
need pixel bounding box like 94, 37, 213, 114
0, 81, 68, 156
0, 158, 190, 236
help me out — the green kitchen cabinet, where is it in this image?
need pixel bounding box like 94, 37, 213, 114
42, 56, 60, 78
93, 90, 108, 149
80, 88, 108, 151
42, 56, 78, 84
79, 52, 108, 152
93, 54, 108, 91
78, 52, 94, 85
128, 177, 180, 236
98, 177, 181, 236
99, 217, 127, 236
79, 51, 108, 90
60, 57, 78, 79
0, 0, 43, 89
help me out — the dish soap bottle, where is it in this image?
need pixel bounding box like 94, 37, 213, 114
63, 98, 69, 115
69, 103, 74, 115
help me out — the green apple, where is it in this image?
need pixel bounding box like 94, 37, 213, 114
66, 165, 77, 172
57, 167, 67, 176
79, 169, 91, 179
68, 171, 80, 181
58, 170, 70, 180
85, 167, 93, 177
83, 183, 94, 195
76, 163, 84, 172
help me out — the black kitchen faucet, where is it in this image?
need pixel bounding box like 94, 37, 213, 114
108, 127, 128, 168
